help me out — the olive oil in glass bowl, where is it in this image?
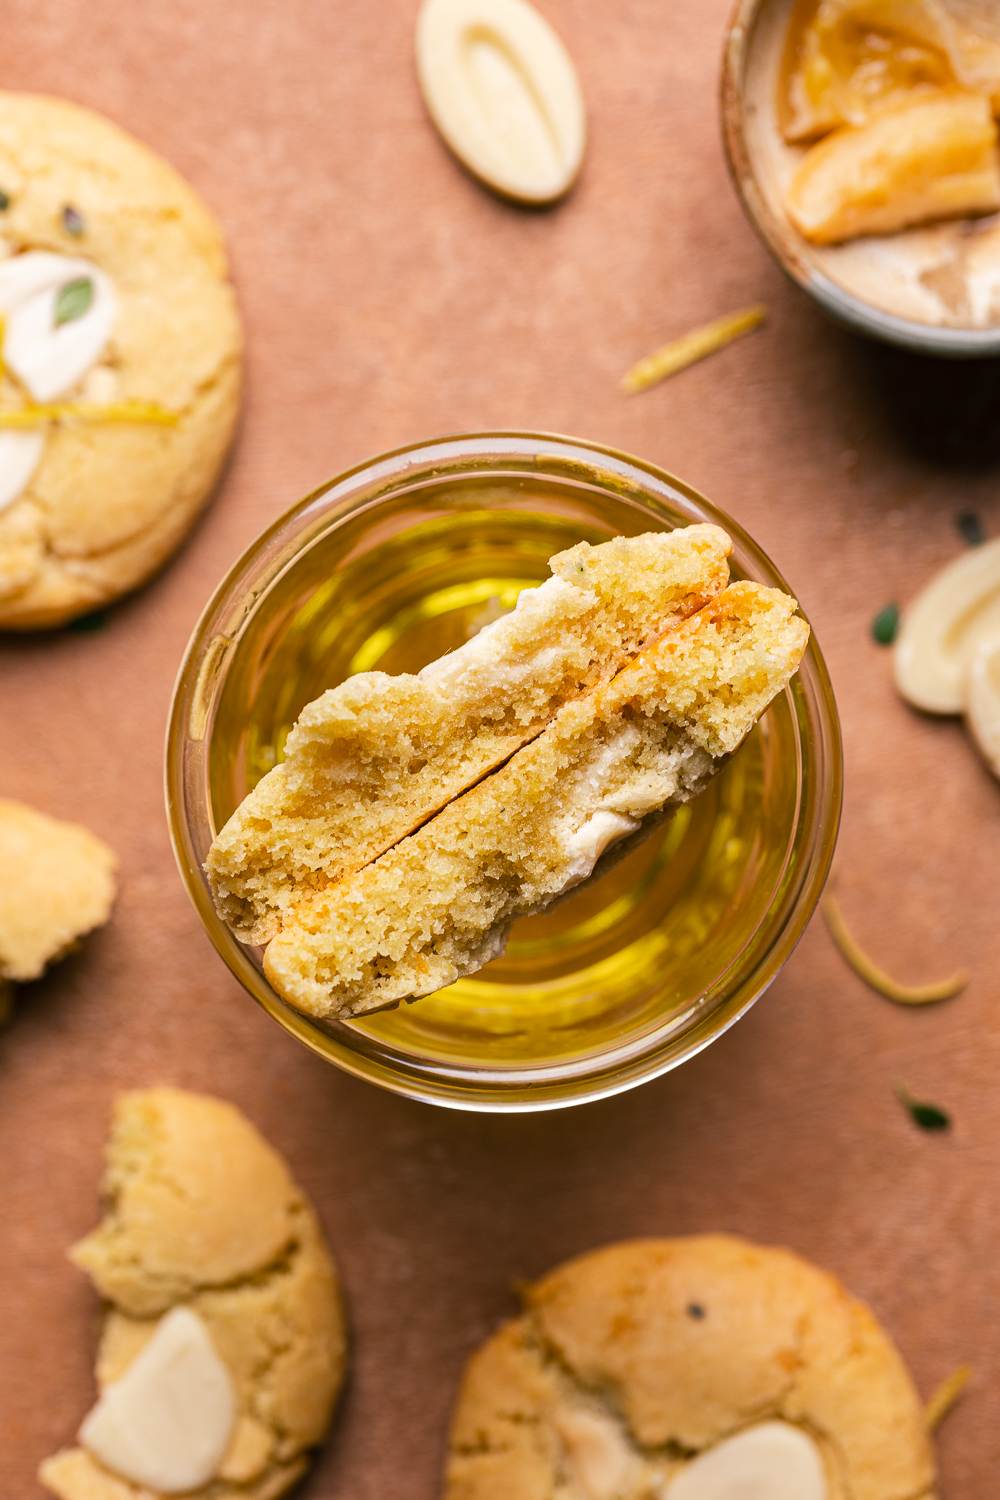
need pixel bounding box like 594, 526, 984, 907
167, 433, 841, 1110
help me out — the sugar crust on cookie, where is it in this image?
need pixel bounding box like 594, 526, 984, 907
443, 1235, 936, 1500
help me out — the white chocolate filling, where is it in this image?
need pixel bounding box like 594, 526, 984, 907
419, 577, 575, 693
79, 1306, 236, 1494
560, 808, 640, 888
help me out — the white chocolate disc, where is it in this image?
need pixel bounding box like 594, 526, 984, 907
668, 1422, 827, 1500
895, 538, 1000, 713
965, 636, 1000, 776
79, 1306, 236, 1494
415, 0, 586, 204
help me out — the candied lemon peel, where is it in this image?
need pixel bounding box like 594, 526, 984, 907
822, 894, 968, 1005
781, 0, 1000, 142
622, 305, 766, 394
780, 1, 1000, 243
925, 1365, 972, 1432
0, 399, 178, 428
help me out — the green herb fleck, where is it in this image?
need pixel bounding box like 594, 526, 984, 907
872, 602, 900, 646
61, 204, 85, 237
0, 189, 9, 212
956, 511, 985, 547
67, 608, 109, 633
896, 1085, 951, 1133
54, 277, 94, 328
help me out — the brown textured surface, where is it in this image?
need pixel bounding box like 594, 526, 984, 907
1, 0, 998, 1495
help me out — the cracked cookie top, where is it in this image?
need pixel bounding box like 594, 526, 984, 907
40, 1088, 347, 1500
443, 1235, 935, 1500
0, 92, 242, 628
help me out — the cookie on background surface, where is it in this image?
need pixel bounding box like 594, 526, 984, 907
40, 1087, 347, 1500
0, 798, 116, 1019
0, 92, 242, 629
443, 1235, 935, 1500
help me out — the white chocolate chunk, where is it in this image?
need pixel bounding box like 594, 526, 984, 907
415, 0, 586, 204
0, 251, 117, 402
79, 1306, 236, 1494
0, 430, 44, 513
965, 637, 1000, 778
552, 1406, 647, 1500
895, 538, 1000, 714
668, 1423, 827, 1500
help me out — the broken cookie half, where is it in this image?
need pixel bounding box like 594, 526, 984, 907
39, 1087, 346, 1500
207, 526, 732, 943
207, 527, 808, 1020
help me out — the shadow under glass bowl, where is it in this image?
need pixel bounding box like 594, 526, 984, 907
166, 432, 842, 1112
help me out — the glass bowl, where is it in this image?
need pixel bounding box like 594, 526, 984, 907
166, 432, 842, 1111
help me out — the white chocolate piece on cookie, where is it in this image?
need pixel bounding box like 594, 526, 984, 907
0, 251, 117, 402
79, 1307, 236, 1494
667, 1423, 827, 1500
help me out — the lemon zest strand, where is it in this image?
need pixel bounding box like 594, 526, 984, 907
0, 399, 178, 428
823, 895, 968, 1005
925, 1365, 972, 1432
622, 304, 767, 394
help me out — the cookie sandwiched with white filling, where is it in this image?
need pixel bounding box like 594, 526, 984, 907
207, 525, 733, 943
442, 1236, 935, 1500
263, 581, 808, 1019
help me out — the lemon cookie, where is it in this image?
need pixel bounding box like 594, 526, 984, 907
263, 582, 807, 1018
208, 525, 732, 943
0, 798, 116, 1014
0, 93, 242, 628
40, 1087, 347, 1500
443, 1236, 935, 1500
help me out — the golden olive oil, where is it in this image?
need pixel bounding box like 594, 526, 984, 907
208, 476, 802, 1072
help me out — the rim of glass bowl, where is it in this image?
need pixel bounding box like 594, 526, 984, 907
165, 431, 843, 1112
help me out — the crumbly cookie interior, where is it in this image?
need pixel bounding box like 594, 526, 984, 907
263, 583, 808, 1019
208, 526, 732, 943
